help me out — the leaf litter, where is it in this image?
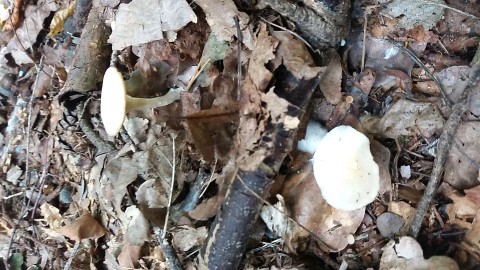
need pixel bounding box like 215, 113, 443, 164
0, 0, 479, 268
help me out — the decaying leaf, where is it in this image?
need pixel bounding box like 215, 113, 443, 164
40, 203, 64, 230
195, 0, 254, 49
172, 226, 208, 252
57, 213, 105, 242
2, 0, 22, 31
362, 99, 445, 139
445, 191, 479, 229
124, 206, 150, 245
380, 0, 445, 30
117, 243, 141, 269
319, 50, 343, 104
48, 0, 76, 37
260, 194, 299, 252
444, 122, 480, 189
109, 0, 195, 50
380, 236, 459, 270
248, 23, 278, 90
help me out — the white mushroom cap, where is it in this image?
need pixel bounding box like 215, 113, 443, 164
101, 67, 127, 137
312, 125, 380, 211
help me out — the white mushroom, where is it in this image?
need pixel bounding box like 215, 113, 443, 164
312, 125, 380, 211
297, 120, 328, 154
100, 67, 182, 137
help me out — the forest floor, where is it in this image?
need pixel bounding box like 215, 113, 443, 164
0, 0, 480, 269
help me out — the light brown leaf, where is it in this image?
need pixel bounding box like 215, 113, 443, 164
48, 0, 76, 37
57, 213, 105, 242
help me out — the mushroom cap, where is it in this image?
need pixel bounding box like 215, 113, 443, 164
312, 125, 380, 211
101, 67, 126, 136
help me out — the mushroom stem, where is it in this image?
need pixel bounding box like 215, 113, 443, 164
125, 88, 182, 112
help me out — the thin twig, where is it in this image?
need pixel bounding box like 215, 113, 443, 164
361, 11, 368, 71
408, 65, 480, 238
234, 16, 243, 100
63, 241, 80, 270
154, 226, 182, 270
163, 133, 177, 238
388, 39, 453, 107
423, 0, 479, 19
235, 174, 340, 269
6, 56, 46, 268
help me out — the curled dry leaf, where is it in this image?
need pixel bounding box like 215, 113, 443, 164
273, 31, 326, 80
248, 23, 278, 90
57, 213, 105, 242
48, 0, 75, 37
40, 202, 64, 230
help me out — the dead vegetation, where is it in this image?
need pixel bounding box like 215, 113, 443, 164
0, 0, 480, 269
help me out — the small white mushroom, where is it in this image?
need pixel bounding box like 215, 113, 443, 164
297, 120, 328, 154
312, 125, 380, 211
100, 66, 182, 137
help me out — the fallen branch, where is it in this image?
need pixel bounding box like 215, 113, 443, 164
408, 64, 480, 238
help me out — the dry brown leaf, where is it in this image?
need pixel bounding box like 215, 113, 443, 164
40, 203, 64, 230
48, 0, 75, 37
189, 195, 223, 221
319, 50, 343, 104
444, 122, 480, 189
195, 0, 253, 49
282, 163, 365, 252
465, 210, 480, 250
172, 226, 208, 252
445, 191, 478, 229
186, 107, 239, 164
2, 0, 22, 31
117, 243, 141, 269
248, 23, 278, 90
108, 0, 163, 50
362, 99, 444, 139
273, 31, 326, 80
57, 213, 105, 242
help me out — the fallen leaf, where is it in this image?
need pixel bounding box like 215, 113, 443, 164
444, 122, 480, 189
362, 99, 445, 139
57, 213, 105, 242
124, 206, 150, 245
48, 0, 76, 37
40, 203, 64, 230
380, 236, 459, 270
380, 0, 444, 30
117, 243, 141, 269
282, 163, 365, 252
2, 0, 22, 31
172, 225, 208, 252
319, 50, 343, 104
195, 0, 254, 49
